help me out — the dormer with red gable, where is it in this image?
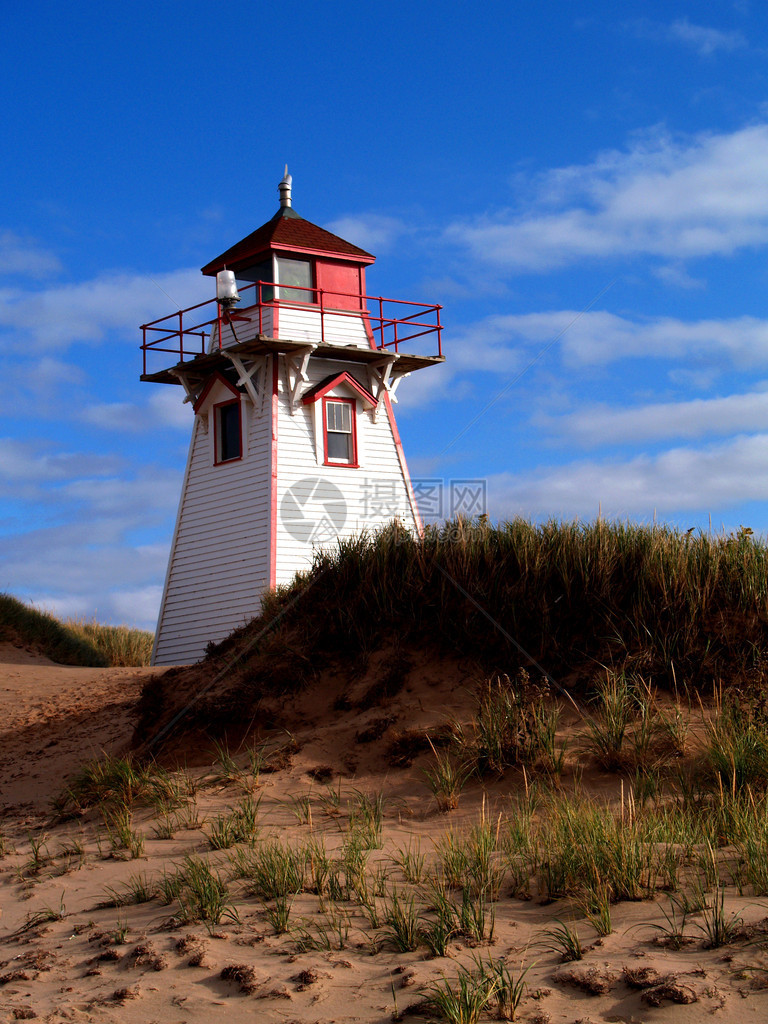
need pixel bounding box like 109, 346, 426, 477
141, 171, 444, 666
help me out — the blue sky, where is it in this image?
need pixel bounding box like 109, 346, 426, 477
4, 1, 768, 629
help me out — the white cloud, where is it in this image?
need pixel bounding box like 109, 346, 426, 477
0, 267, 211, 352
0, 230, 62, 277
0, 357, 86, 421
324, 214, 410, 254
0, 439, 122, 486
110, 585, 164, 629
539, 387, 768, 447
446, 125, 768, 270
442, 310, 768, 371
652, 263, 705, 289
667, 19, 746, 56
79, 388, 192, 433
488, 434, 768, 521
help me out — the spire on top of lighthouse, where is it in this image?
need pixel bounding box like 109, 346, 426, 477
278, 166, 292, 209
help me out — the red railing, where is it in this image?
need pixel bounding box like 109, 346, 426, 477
140, 280, 443, 376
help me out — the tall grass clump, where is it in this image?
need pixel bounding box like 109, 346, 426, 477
209, 519, 768, 689
0, 593, 108, 666
0, 594, 153, 666
470, 671, 552, 775
296, 519, 768, 689
138, 518, 768, 744
63, 618, 154, 666
62, 753, 178, 812
704, 694, 768, 791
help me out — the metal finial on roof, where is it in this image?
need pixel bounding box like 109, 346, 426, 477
278, 166, 292, 208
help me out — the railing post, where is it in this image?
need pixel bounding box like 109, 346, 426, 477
178, 311, 184, 362
437, 305, 442, 357
378, 296, 384, 349
142, 328, 146, 375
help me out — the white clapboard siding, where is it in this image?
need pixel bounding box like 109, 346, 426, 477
277, 307, 370, 348
210, 305, 368, 349
152, 378, 273, 666
273, 359, 418, 587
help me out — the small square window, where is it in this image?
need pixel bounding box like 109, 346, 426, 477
324, 398, 356, 466
215, 399, 242, 464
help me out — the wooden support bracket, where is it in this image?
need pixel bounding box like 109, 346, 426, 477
169, 369, 206, 406
367, 354, 410, 419
221, 351, 264, 409
284, 345, 317, 414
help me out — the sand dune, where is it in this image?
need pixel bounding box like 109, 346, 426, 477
1, 642, 767, 1023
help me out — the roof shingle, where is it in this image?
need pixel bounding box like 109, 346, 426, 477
201, 207, 375, 275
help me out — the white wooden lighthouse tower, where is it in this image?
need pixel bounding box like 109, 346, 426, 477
141, 172, 444, 665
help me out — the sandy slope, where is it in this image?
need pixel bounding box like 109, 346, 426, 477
1, 644, 768, 1023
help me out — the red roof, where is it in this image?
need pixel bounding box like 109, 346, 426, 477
201, 208, 375, 276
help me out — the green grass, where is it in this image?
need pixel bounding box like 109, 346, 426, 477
62, 753, 179, 812
0, 593, 153, 666
63, 617, 154, 667
138, 517, 768, 743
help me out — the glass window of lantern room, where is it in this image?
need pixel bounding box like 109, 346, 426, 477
215, 399, 242, 464
236, 259, 274, 305
276, 257, 313, 303
324, 398, 356, 466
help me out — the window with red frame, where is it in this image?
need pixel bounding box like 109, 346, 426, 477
215, 399, 242, 464
323, 397, 357, 466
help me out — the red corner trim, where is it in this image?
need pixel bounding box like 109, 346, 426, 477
384, 392, 423, 535
269, 355, 279, 588
301, 371, 376, 408
193, 371, 240, 414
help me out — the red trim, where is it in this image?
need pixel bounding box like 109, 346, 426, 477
192, 370, 240, 414
384, 392, 423, 535
269, 243, 375, 265
301, 371, 376, 408
322, 396, 358, 468
269, 355, 278, 588
213, 397, 243, 465
362, 314, 378, 351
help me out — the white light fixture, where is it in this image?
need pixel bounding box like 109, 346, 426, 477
216, 269, 240, 308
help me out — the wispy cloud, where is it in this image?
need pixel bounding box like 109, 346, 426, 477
446, 125, 768, 271
80, 388, 193, 433
437, 310, 768, 371
538, 387, 768, 447
666, 19, 747, 56
324, 214, 410, 254
489, 434, 768, 522
0, 268, 210, 352
0, 439, 122, 487
0, 230, 62, 277
625, 18, 747, 56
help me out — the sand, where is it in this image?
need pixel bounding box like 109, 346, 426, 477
0, 642, 767, 1023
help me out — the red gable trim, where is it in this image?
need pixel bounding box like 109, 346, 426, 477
193, 371, 240, 414
301, 371, 377, 408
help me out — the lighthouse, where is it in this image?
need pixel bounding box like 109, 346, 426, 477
141, 171, 444, 666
